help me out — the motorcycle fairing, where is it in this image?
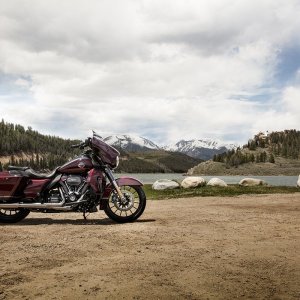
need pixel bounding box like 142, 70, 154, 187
91, 137, 120, 168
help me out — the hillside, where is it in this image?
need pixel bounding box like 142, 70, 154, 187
189, 130, 300, 176
0, 120, 81, 170
0, 120, 201, 173
116, 149, 201, 173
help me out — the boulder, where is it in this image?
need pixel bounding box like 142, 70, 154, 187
297, 175, 300, 187
239, 178, 267, 186
152, 179, 180, 190
207, 178, 227, 187
181, 177, 206, 188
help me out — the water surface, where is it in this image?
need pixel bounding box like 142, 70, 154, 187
116, 173, 299, 187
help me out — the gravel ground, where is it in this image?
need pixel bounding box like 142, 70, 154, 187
0, 193, 299, 300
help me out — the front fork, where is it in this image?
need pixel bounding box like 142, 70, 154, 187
104, 168, 126, 204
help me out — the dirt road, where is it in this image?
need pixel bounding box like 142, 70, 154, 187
1, 194, 299, 299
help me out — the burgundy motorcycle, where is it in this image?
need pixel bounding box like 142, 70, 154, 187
0, 133, 146, 223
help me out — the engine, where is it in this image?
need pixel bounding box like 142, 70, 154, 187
63, 175, 87, 202
48, 175, 88, 203
66, 175, 83, 189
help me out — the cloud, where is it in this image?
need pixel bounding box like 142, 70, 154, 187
0, 0, 300, 145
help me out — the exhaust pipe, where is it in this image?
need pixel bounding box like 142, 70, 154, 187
0, 188, 89, 211
0, 188, 71, 210
0, 202, 72, 210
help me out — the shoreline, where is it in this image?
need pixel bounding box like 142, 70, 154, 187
116, 173, 299, 187
144, 184, 300, 200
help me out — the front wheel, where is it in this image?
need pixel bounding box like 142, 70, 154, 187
104, 185, 146, 223
0, 208, 30, 223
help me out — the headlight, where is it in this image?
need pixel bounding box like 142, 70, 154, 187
114, 156, 120, 169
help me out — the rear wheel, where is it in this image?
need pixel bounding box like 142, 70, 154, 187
104, 185, 146, 223
0, 208, 30, 223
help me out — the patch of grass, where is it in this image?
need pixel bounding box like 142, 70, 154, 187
143, 184, 300, 200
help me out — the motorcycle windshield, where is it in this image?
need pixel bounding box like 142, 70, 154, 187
91, 135, 120, 167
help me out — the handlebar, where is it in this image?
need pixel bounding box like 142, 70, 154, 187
71, 142, 84, 149
71, 138, 91, 149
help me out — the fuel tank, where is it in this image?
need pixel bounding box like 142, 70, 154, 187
58, 156, 93, 174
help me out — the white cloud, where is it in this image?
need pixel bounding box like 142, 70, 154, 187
0, 0, 300, 145
282, 86, 300, 114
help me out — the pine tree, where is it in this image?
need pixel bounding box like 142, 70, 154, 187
256, 154, 260, 163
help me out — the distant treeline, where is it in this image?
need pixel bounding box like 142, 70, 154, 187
213, 129, 300, 167
0, 120, 80, 171
213, 148, 275, 167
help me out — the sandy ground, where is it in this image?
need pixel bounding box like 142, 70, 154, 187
0, 193, 299, 300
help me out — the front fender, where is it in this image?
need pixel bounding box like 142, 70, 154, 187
101, 177, 143, 206
116, 177, 143, 187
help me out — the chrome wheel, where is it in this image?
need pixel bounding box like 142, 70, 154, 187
0, 208, 21, 216
104, 185, 146, 223
0, 208, 30, 223
110, 186, 140, 216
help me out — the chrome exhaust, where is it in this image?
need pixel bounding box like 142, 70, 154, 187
0, 187, 70, 210
0, 188, 88, 211
0, 202, 72, 211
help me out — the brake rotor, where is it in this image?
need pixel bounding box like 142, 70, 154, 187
112, 191, 135, 212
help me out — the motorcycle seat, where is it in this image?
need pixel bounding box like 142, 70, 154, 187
8, 166, 58, 179
25, 167, 59, 179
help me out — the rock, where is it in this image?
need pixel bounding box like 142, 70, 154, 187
152, 179, 180, 190
181, 177, 206, 188
239, 178, 267, 186
297, 175, 300, 187
207, 178, 227, 187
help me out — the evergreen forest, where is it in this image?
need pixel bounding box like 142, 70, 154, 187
0, 120, 80, 171
213, 130, 300, 167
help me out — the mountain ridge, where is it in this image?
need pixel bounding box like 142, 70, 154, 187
104, 134, 236, 160
103, 134, 160, 152
164, 139, 236, 160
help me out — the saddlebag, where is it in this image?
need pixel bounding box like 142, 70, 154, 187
0, 171, 28, 202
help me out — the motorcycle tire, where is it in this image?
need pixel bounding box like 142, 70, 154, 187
104, 185, 146, 223
0, 208, 30, 223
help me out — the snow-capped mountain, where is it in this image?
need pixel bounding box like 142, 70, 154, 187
165, 139, 237, 160
104, 134, 161, 152
103, 134, 236, 160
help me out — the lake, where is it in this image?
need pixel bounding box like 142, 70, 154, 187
116, 173, 299, 187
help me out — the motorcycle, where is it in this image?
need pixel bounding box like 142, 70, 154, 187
0, 132, 146, 223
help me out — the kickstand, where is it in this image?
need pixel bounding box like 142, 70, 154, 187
83, 211, 90, 220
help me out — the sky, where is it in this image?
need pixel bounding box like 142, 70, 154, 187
0, 0, 300, 146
